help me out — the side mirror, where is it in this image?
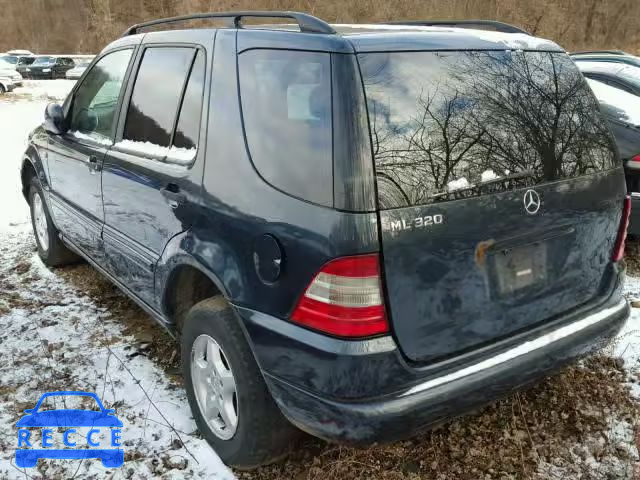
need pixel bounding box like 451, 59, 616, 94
43, 102, 67, 135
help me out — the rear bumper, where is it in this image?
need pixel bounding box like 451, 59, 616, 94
236, 270, 628, 444
264, 298, 627, 443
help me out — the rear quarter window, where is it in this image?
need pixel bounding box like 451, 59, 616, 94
359, 50, 617, 209
238, 49, 333, 207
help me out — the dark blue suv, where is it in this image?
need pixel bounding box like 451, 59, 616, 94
20, 11, 631, 468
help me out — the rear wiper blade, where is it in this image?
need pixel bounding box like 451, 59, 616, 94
430, 170, 535, 201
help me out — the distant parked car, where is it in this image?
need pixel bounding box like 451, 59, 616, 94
65, 60, 91, 80
586, 78, 640, 234
571, 50, 640, 68
26, 56, 75, 79
0, 59, 23, 86
576, 61, 640, 97
0, 74, 14, 93
15, 56, 36, 79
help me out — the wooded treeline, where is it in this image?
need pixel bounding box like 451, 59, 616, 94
0, 0, 638, 54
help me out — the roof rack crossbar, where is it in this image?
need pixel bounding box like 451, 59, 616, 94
386, 20, 529, 35
122, 11, 336, 36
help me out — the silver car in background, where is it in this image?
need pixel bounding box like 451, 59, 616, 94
0, 59, 23, 86
65, 60, 91, 79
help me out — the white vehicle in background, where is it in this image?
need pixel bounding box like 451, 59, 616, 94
65, 60, 91, 79
0, 60, 22, 87
5, 49, 34, 56
0, 74, 14, 93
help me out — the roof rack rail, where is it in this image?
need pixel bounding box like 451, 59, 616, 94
570, 50, 629, 56
386, 20, 529, 35
122, 11, 336, 36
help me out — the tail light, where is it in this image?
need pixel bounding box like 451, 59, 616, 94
612, 195, 631, 262
291, 254, 389, 338
631, 154, 640, 162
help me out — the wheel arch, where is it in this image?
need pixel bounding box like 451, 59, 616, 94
160, 257, 230, 332
21, 147, 49, 199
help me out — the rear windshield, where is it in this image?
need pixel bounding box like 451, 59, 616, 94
33, 56, 54, 65
358, 51, 617, 209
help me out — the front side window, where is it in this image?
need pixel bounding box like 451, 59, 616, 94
359, 51, 617, 209
238, 49, 333, 207
122, 47, 195, 153
69, 48, 133, 142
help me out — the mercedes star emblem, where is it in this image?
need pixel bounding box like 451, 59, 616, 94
523, 189, 541, 215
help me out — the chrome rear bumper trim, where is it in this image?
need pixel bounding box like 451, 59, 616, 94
401, 299, 628, 397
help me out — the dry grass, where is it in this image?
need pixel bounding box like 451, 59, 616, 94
236, 356, 639, 480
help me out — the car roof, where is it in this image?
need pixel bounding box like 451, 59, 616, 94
103, 22, 564, 55
331, 24, 563, 52
571, 53, 640, 67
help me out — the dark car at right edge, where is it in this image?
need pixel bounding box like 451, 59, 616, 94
21, 13, 630, 468
584, 78, 640, 235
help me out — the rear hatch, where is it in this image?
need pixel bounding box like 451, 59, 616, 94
358, 50, 624, 363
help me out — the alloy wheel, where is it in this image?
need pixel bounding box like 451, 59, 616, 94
33, 192, 49, 252
191, 334, 238, 440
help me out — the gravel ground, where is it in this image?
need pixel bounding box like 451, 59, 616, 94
1, 82, 640, 480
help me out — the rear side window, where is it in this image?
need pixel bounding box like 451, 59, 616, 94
359, 51, 617, 209
173, 50, 205, 153
238, 50, 333, 207
122, 47, 195, 154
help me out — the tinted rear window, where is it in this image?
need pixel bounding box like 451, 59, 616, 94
359, 51, 617, 209
238, 49, 333, 207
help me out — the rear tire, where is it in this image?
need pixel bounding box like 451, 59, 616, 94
29, 177, 78, 267
181, 297, 299, 468
0, 84, 5, 94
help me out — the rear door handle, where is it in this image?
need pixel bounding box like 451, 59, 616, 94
161, 183, 185, 208
88, 155, 102, 173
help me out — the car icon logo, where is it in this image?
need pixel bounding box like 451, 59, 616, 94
523, 189, 541, 215
15, 391, 124, 469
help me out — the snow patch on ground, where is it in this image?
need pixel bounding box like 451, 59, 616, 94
12, 80, 75, 101
0, 100, 49, 233
0, 229, 234, 479
618, 276, 640, 397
